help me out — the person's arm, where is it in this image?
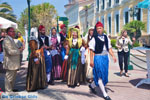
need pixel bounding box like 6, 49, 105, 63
3, 39, 21, 56
116, 37, 121, 49
109, 48, 117, 63
90, 49, 94, 67
108, 36, 117, 63
64, 40, 70, 60
88, 37, 95, 67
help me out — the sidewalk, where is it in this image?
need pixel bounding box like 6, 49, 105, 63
0, 55, 150, 100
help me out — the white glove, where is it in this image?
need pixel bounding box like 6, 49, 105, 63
64, 55, 68, 60
34, 58, 39, 62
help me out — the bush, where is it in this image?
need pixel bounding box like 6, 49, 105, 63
133, 41, 140, 47
111, 39, 117, 49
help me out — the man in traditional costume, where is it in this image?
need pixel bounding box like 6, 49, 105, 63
38, 25, 52, 84
89, 22, 116, 100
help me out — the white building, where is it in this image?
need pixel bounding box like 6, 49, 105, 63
64, 0, 94, 34
95, 0, 150, 37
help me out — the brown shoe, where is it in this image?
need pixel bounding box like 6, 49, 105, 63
120, 71, 123, 76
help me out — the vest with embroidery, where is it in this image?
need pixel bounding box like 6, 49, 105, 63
94, 34, 109, 54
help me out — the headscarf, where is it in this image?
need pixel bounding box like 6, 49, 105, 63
66, 27, 73, 39
68, 28, 82, 48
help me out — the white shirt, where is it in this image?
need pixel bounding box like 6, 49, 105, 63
88, 35, 112, 52
73, 38, 78, 46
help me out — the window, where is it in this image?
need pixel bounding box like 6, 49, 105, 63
116, 14, 119, 33
101, 17, 104, 28
116, 0, 119, 4
109, 0, 111, 7
137, 8, 141, 21
108, 16, 111, 34
97, 0, 99, 11
125, 11, 129, 24
102, 0, 105, 9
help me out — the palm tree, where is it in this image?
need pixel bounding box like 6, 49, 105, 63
0, 2, 17, 22
123, 20, 145, 40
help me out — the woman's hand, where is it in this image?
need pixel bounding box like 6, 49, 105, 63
90, 60, 94, 67
35, 60, 40, 64
132, 37, 136, 41
112, 56, 117, 63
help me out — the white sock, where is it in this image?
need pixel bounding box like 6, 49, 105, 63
47, 72, 51, 82
90, 81, 96, 88
98, 79, 108, 97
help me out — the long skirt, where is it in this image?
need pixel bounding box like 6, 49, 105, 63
26, 57, 47, 92
51, 54, 62, 79
93, 55, 109, 86
61, 59, 68, 81
85, 48, 93, 80
67, 48, 81, 87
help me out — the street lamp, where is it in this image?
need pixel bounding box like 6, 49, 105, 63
128, 6, 139, 70
129, 6, 139, 20
27, 0, 31, 60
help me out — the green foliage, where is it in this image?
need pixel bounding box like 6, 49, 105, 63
0, 2, 16, 22
18, 2, 57, 35
123, 20, 145, 39
133, 41, 140, 47
111, 39, 117, 49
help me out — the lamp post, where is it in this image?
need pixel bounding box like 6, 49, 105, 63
56, 16, 59, 33
129, 6, 139, 21
128, 6, 139, 70
27, 0, 31, 60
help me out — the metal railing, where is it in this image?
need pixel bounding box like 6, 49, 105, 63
130, 50, 147, 70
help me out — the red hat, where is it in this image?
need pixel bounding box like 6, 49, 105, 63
60, 24, 66, 29
96, 21, 103, 28
38, 25, 45, 31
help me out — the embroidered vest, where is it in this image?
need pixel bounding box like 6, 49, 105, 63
38, 36, 49, 49
94, 34, 109, 54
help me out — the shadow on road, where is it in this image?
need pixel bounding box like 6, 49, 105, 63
38, 88, 97, 100
129, 78, 150, 90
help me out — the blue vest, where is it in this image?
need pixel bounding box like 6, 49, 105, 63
94, 34, 109, 54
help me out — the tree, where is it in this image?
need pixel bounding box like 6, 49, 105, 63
123, 20, 145, 40
0, 2, 17, 22
18, 3, 57, 35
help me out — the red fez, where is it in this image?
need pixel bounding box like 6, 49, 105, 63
96, 21, 104, 28
60, 24, 66, 29
75, 25, 80, 29
38, 25, 45, 31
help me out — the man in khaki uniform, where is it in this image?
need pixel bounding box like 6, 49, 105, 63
3, 27, 22, 92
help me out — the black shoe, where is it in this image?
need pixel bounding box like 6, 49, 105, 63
88, 85, 97, 94
104, 96, 111, 100
48, 81, 55, 85
13, 89, 18, 92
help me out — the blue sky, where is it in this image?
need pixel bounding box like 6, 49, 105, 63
0, 0, 68, 19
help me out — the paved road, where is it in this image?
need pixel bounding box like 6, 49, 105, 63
0, 49, 150, 100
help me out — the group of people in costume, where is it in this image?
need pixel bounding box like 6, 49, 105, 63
26, 21, 125, 100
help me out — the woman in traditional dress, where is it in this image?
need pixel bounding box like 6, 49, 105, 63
26, 36, 47, 92
84, 27, 94, 83
49, 27, 62, 83
89, 21, 116, 100
64, 28, 83, 88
